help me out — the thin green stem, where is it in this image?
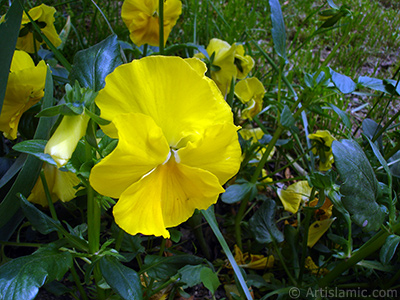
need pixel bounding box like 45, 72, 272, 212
115, 228, 124, 252
158, 238, 166, 256
234, 193, 251, 250
271, 237, 297, 286
0, 241, 42, 247
142, 43, 148, 57
158, 0, 164, 54
70, 263, 89, 300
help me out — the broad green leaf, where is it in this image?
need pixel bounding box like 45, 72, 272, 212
380, 235, 400, 265
249, 200, 284, 244
178, 264, 204, 289
19, 194, 62, 235
330, 69, 356, 94
0, 0, 24, 115
327, 103, 351, 129
269, 0, 287, 61
280, 105, 295, 128
362, 118, 383, 150
69, 34, 123, 92
358, 76, 391, 94
200, 267, 221, 295
221, 182, 257, 204
99, 256, 143, 300
142, 255, 204, 281
0, 67, 54, 239
306, 170, 336, 190
0, 244, 72, 300
332, 139, 385, 231
13, 140, 56, 165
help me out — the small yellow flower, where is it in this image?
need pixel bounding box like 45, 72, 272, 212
230, 245, 274, 270
304, 256, 329, 276
308, 130, 336, 171
28, 163, 81, 207
235, 77, 265, 120
16, 4, 61, 53
45, 114, 90, 168
90, 56, 241, 238
121, 0, 182, 47
235, 44, 255, 79
277, 180, 312, 214
0, 50, 47, 140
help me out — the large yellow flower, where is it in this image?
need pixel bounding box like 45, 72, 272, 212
235, 77, 265, 120
121, 0, 182, 47
90, 56, 241, 238
28, 163, 81, 207
16, 4, 62, 53
45, 114, 90, 168
0, 50, 46, 140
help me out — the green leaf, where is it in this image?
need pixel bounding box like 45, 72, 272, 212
69, 34, 123, 92
362, 118, 383, 149
142, 255, 204, 281
85, 108, 111, 125
0, 244, 72, 300
0, 67, 54, 239
13, 140, 56, 165
19, 194, 62, 235
249, 200, 284, 244
380, 235, 400, 265
200, 267, 221, 295
389, 151, 400, 178
358, 76, 390, 94
0, 0, 24, 115
178, 265, 204, 289
280, 105, 295, 128
330, 69, 356, 94
99, 256, 143, 300
221, 182, 257, 204
327, 103, 351, 129
332, 139, 385, 231
269, 0, 287, 62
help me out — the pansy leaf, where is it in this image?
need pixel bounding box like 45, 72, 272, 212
269, 0, 287, 62
280, 105, 295, 128
13, 140, 56, 166
330, 68, 356, 94
332, 139, 385, 231
221, 182, 257, 204
327, 103, 351, 129
380, 235, 400, 265
249, 199, 284, 244
200, 267, 221, 295
69, 34, 122, 92
0, 0, 24, 115
0, 243, 72, 300
178, 265, 205, 289
142, 255, 204, 281
358, 76, 387, 93
99, 256, 143, 300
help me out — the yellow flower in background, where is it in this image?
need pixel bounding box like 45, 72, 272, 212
121, 0, 182, 47
230, 245, 274, 270
235, 77, 265, 120
16, 4, 62, 53
90, 56, 241, 238
235, 44, 255, 79
304, 256, 329, 276
194, 38, 238, 96
239, 127, 275, 162
28, 163, 81, 207
278, 181, 335, 247
0, 50, 46, 140
45, 114, 90, 168
308, 130, 336, 171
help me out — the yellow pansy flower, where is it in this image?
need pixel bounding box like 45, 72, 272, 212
45, 114, 90, 168
229, 245, 274, 270
0, 50, 46, 140
16, 4, 61, 53
28, 163, 81, 207
235, 44, 255, 79
121, 0, 182, 47
195, 38, 238, 96
308, 130, 336, 171
90, 56, 241, 238
235, 77, 265, 120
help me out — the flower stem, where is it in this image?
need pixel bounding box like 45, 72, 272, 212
158, 0, 164, 54
70, 262, 88, 300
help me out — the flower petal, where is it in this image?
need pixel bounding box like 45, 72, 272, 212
307, 218, 335, 247
113, 156, 224, 238
178, 122, 241, 184
277, 181, 312, 214
90, 112, 170, 198
96, 56, 233, 145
